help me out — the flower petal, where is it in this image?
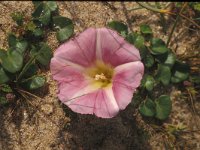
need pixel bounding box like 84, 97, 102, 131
94, 88, 120, 118
50, 57, 84, 82
97, 28, 141, 67
113, 61, 144, 88
73, 27, 97, 63
60, 79, 97, 115
112, 61, 144, 109
57, 80, 88, 102
66, 92, 97, 115
58, 79, 99, 104
62, 86, 120, 118
112, 82, 135, 110
54, 28, 97, 67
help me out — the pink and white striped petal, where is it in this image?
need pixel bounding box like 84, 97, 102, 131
54, 28, 97, 67
112, 61, 144, 109
50, 57, 84, 82
67, 87, 120, 118
96, 28, 141, 67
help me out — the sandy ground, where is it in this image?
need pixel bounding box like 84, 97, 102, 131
0, 1, 200, 150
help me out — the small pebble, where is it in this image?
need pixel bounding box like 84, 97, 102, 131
41, 104, 54, 115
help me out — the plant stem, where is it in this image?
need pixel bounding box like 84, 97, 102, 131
16, 55, 37, 81
137, 2, 200, 29
128, 7, 144, 11
193, 17, 200, 20
155, 2, 167, 34
179, 14, 200, 28
167, 2, 187, 47
166, 15, 180, 47
137, 2, 174, 15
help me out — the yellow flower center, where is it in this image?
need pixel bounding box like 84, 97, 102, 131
85, 60, 114, 88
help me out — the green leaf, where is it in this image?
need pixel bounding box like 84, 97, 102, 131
140, 24, 153, 34
30, 43, 52, 66
56, 26, 74, 42
8, 33, 17, 47
0, 96, 8, 105
32, 28, 44, 37
151, 38, 165, 47
164, 53, 176, 67
32, 3, 51, 25
189, 75, 200, 84
0, 84, 12, 93
11, 12, 23, 26
0, 66, 10, 84
39, 5, 51, 25
0, 49, 6, 59
20, 76, 46, 90
15, 41, 28, 54
126, 32, 147, 59
193, 3, 200, 11
155, 95, 172, 120
1, 50, 23, 73
26, 21, 37, 31
151, 46, 169, 55
144, 75, 155, 91
126, 32, 137, 44
53, 16, 73, 29
32, 3, 44, 17
107, 21, 128, 36
23, 63, 38, 78
46, 1, 58, 12
139, 98, 156, 117
32, 1, 42, 8
144, 54, 154, 68
8, 34, 28, 54
155, 52, 176, 68
53, 16, 74, 42
134, 35, 145, 49
150, 38, 169, 55
157, 64, 171, 86
171, 61, 190, 83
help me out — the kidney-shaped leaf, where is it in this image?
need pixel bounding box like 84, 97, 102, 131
144, 54, 154, 68
53, 16, 73, 29
32, 3, 51, 25
150, 38, 169, 55
53, 16, 74, 43
140, 24, 153, 34
145, 75, 155, 91
155, 95, 172, 120
151, 38, 165, 47
21, 76, 46, 90
1, 50, 23, 73
107, 21, 128, 36
8, 34, 28, 54
171, 61, 190, 83
0, 97, 8, 105
56, 26, 74, 43
134, 35, 145, 49
157, 64, 171, 86
139, 98, 156, 117
0, 66, 10, 84
0, 84, 12, 93
46, 1, 58, 12
30, 43, 53, 66
126, 32, 147, 59
156, 52, 176, 68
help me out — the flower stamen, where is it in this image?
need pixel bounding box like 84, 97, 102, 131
94, 73, 107, 81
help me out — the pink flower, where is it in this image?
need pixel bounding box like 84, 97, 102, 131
50, 28, 144, 118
